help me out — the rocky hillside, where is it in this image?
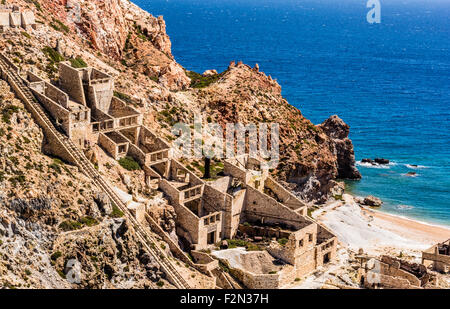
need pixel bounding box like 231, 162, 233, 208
0, 0, 363, 289
0, 80, 172, 288
194, 62, 361, 202
3, 0, 360, 204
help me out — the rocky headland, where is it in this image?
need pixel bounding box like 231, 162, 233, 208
4, 0, 434, 290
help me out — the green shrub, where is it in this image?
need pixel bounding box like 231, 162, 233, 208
42, 46, 64, 63
113, 91, 133, 104
111, 204, 124, 218
2, 105, 20, 124
278, 238, 289, 246
246, 243, 262, 251
69, 57, 87, 68
118, 156, 141, 171
51, 251, 62, 261
156, 281, 164, 287
21, 31, 31, 39
59, 220, 82, 231
9, 175, 26, 186
226, 239, 248, 249
50, 19, 70, 33
80, 216, 98, 227
186, 70, 224, 88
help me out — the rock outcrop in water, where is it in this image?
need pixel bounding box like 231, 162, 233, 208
319, 115, 362, 180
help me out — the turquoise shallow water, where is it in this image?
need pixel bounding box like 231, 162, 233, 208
133, 0, 450, 226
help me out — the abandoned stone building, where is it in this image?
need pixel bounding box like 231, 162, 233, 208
25, 62, 173, 171
422, 239, 450, 274
357, 255, 437, 289
0, 5, 36, 31
23, 60, 337, 284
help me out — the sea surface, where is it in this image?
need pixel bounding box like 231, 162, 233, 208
133, 0, 450, 226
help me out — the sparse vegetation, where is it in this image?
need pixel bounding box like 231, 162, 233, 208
111, 203, 124, 218
80, 216, 98, 227
186, 70, 225, 88
69, 57, 88, 68
21, 31, 31, 39
42, 46, 64, 63
118, 156, 141, 171
278, 238, 289, 246
113, 91, 133, 104
59, 220, 83, 231
2, 105, 21, 124
51, 251, 62, 261
50, 19, 70, 34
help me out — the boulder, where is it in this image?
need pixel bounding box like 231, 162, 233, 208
361, 158, 374, 164
374, 158, 389, 165
363, 195, 383, 207
220, 240, 228, 250
202, 69, 218, 76
94, 192, 112, 215
319, 115, 362, 179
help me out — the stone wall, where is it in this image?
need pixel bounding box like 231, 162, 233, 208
0, 12, 10, 29
87, 79, 114, 113
21, 10, 35, 29
422, 244, 450, 273
244, 186, 310, 230
9, 11, 21, 27
98, 132, 120, 159
30, 86, 71, 135
0, 9, 35, 30
59, 63, 86, 105
0, 60, 78, 165
265, 177, 306, 213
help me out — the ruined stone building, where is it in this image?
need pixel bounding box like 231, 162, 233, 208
26, 63, 172, 169
358, 255, 437, 289
0, 5, 36, 31
25, 61, 337, 284
422, 239, 450, 274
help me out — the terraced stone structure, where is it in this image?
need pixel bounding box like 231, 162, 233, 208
0, 5, 36, 31
422, 239, 450, 274
21, 58, 337, 287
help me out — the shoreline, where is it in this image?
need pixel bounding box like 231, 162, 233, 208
313, 194, 450, 258
364, 206, 450, 235
361, 206, 450, 246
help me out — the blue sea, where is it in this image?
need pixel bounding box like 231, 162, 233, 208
133, 0, 450, 226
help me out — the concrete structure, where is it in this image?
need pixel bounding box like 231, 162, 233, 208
203, 155, 336, 280
0, 5, 36, 31
153, 154, 337, 285
23, 58, 336, 286
358, 255, 436, 289
422, 239, 450, 274
27, 63, 153, 156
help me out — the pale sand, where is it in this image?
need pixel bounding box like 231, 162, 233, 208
313, 194, 450, 258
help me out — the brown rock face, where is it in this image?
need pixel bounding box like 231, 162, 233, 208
196, 63, 360, 202
319, 115, 362, 180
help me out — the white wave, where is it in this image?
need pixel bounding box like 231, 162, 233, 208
401, 172, 419, 177
405, 164, 428, 169
396, 204, 414, 210
356, 161, 391, 169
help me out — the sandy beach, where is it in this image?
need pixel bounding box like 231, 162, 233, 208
313, 194, 450, 258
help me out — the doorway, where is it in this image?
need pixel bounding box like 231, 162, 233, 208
207, 231, 216, 245
323, 252, 330, 264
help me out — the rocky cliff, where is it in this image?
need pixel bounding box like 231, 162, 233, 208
3, 0, 360, 203
0, 80, 169, 288
0, 0, 362, 287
